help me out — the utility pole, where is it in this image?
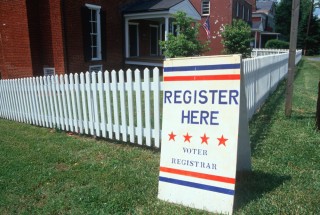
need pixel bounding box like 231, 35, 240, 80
285, 0, 300, 117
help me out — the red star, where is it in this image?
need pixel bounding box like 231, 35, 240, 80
201, 133, 209, 145
168, 131, 176, 141
217, 135, 228, 146
183, 132, 192, 143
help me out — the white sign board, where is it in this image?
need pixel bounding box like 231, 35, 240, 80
158, 55, 251, 214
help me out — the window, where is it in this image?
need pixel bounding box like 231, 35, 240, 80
236, 2, 239, 17
247, 8, 250, 21
89, 65, 102, 73
242, 5, 245, 19
43, 67, 55, 76
169, 21, 178, 36
129, 23, 139, 57
86, 4, 101, 60
201, 0, 210, 16
82, 4, 106, 61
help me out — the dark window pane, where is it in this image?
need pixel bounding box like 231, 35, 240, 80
91, 10, 96, 21
92, 46, 97, 58
129, 25, 138, 56
91, 35, 97, 47
91, 22, 97, 34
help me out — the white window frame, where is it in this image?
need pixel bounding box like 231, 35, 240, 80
89, 65, 103, 73
201, 0, 210, 16
85, 4, 102, 61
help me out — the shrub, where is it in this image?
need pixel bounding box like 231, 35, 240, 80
159, 11, 209, 58
221, 19, 252, 58
265, 39, 289, 49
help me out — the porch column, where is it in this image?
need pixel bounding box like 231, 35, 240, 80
165, 17, 169, 41
125, 18, 129, 58
259, 33, 262, 48
255, 31, 257, 48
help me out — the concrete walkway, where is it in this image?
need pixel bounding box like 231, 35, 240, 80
306, 57, 320, 61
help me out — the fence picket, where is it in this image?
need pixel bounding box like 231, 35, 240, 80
98, 71, 106, 138
92, 72, 100, 137
111, 70, 120, 140
143, 68, 151, 147
43, 76, 52, 127
0, 79, 4, 117
80, 73, 89, 134
119, 70, 127, 142
51, 76, 59, 128
18, 79, 25, 122
64, 75, 73, 132
11, 80, 19, 121
70, 74, 78, 133
104, 71, 113, 139
134, 69, 143, 145
153, 68, 161, 148
126, 69, 135, 143
86, 72, 94, 135
60, 75, 68, 130
74, 73, 83, 134
56, 75, 64, 130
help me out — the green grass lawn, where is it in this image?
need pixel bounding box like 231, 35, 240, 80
0, 57, 319, 214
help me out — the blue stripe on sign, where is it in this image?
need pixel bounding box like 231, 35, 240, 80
164, 64, 240, 72
159, 176, 235, 196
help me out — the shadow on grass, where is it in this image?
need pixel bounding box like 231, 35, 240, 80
249, 81, 286, 154
234, 171, 291, 210
249, 60, 304, 154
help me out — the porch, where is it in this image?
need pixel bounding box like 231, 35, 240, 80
123, 0, 200, 67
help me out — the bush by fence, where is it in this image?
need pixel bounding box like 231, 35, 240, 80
265, 39, 290, 49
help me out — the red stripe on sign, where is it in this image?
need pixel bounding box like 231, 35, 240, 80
164, 74, 240, 81
160, 166, 235, 184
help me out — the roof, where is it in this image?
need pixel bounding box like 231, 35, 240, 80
124, 0, 184, 13
256, 1, 274, 12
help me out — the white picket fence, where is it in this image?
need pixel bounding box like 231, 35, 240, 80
0, 50, 302, 148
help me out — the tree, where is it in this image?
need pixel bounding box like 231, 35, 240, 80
221, 19, 252, 58
275, 0, 292, 41
159, 11, 209, 58
275, 0, 320, 55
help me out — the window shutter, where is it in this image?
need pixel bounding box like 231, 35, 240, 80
81, 6, 91, 62
100, 10, 106, 60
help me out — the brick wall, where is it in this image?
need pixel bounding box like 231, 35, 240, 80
0, 0, 34, 79
32, 0, 65, 76
48, 0, 65, 75
190, 0, 252, 56
191, 0, 233, 55
63, 0, 138, 73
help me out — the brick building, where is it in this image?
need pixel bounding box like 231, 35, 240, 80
0, 0, 252, 79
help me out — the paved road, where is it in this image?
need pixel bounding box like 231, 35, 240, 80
306, 57, 320, 61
